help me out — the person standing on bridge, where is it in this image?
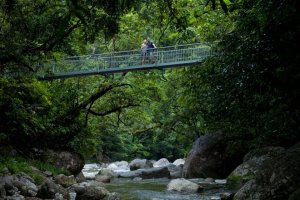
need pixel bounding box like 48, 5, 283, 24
141, 38, 148, 64
146, 38, 156, 64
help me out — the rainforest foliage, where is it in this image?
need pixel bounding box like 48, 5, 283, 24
1, 0, 299, 161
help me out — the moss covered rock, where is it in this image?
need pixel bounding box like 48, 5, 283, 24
233, 143, 300, 200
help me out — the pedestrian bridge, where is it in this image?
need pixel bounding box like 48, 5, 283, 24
38, 43, 211, 80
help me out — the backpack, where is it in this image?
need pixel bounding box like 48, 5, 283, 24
147, 41, 154, 49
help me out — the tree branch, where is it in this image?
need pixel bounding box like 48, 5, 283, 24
84, 99, 96, 127
88, 103, 139, 117
62, 83, 131, 121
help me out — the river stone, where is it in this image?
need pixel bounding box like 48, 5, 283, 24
55, 193, 64, 200
233, 142, 300, 200
54, 174, 77, 188
69, 191, 77, 200
1, 174, 18, 198
205, 177, 214, 183
153, 158, 170, 168
140, 167, 170, 179
115, 170, 142, 178
106, 192, 121, 200
5, 194, 25, 200
82, 163, 101, 180
3, 176, 18, 196
167, 178, 202, 193
37, 178, 68, 199
220, 192, 234, 200
173, 159, 185, 166
70, 181, 104, 192
95, 168, 113, 183
77, 186, 108, 200
168, 164, 183, 178
6, 173, 38, 197
95, 175, 111, 183
75, 185, 109, 200
98, 168, 113, 178
0, 183, 5, 198
107, 163, 118, 171
18, 179, 38, 197
129, 159, 153, 170
75, 172, 86, 183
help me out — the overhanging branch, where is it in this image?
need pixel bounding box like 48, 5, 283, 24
59, 83, 131, 122
88, 103, 139, 117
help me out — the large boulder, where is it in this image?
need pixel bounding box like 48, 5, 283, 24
233, 143, 300, 200
227, 146, 285, 186
129, 159, 153, 170
43, 150, 84, 175
183, 132, 242, 178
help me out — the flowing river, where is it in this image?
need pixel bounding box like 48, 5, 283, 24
83, 163, 233, 200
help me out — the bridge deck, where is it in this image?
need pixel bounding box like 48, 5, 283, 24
37, 43, 211, 80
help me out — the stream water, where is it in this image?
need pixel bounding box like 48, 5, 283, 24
105, 178, 231, 200
83, 163, 233, 200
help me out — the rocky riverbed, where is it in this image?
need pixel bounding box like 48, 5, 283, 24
0, 156, 232, 200
81, 159, 232, 200
2, 139, 299, 199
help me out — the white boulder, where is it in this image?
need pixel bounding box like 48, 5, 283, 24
167, 178, 202, 193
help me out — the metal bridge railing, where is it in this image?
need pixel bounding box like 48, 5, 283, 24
37, 43, 211, 77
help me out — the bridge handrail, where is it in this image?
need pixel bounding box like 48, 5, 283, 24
53, 43, 210, 61
37, 43, 212, 79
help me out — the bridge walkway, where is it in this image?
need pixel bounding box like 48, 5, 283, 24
38, 43, 211, 80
